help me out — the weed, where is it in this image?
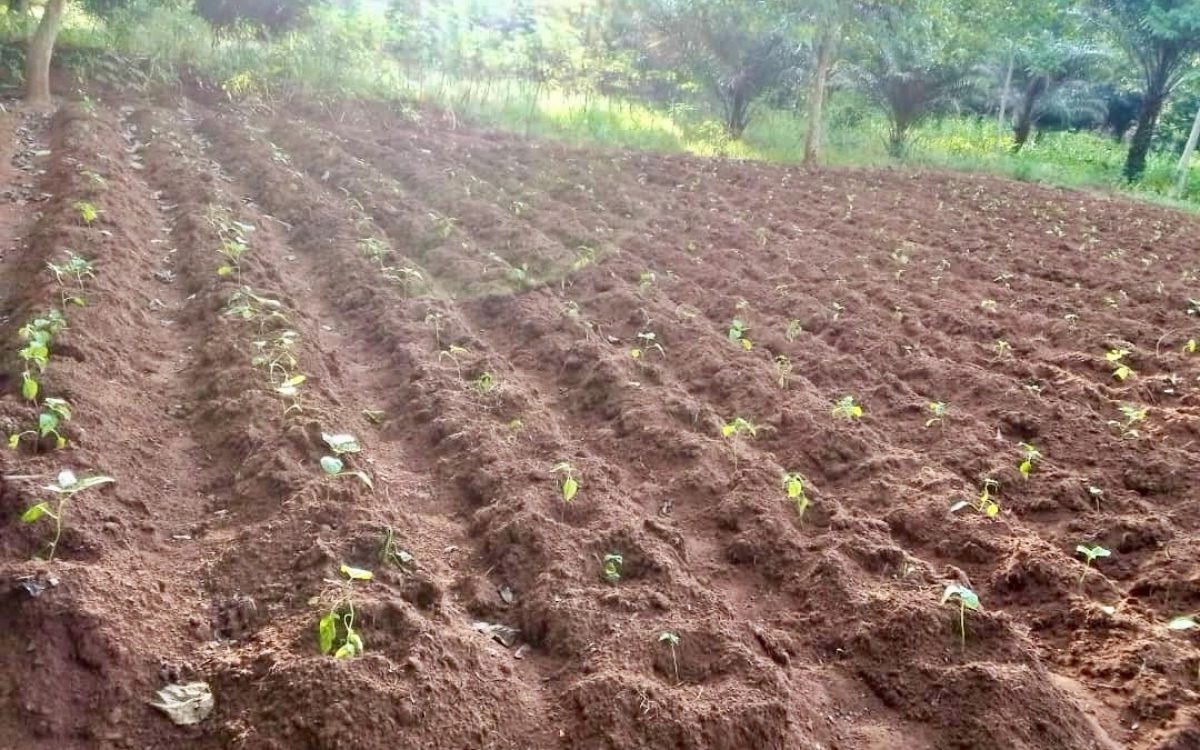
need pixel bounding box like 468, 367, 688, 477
602, 552, 623, 584
1017, 442, 1042, 479
831, 395, 864, 420
951, 478, 1000, 518
319, 432, 373, 489
9, 397, 71, 450
552, 461, 579, 504
727, 318, 753, 350
941, 583, 981, 649
1075, 544, 1111, 587
20, 469, 114, 561
781, 472, 810, 519
1105, 348, 1134, 381
318, 563, 372, 658
1108, 403, 1147, 439
926, 401, 948, 427
773, 354, 792, 389
657, 631, 681, 683
630, 331, 664, 359
73, 200, 99, 226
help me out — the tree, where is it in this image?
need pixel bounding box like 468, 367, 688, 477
847, 7, 975, 156
1093, 0, 1200, 180
637, 0, 802, 138
1010, 35, 1111, 150
25, 0, 67, 105
801, 0, 855, 166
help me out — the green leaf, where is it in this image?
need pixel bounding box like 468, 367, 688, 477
1167, 615, 1197, 631
339, 564, 374, 581
73, 475, 114, 492
20, 502, 49, 523
217, 265, 234, 277
320, 455, 343, 475
7, 434, 20, 449
321, 432, 361, 454
318, 611, 336, 654
941, 583, 981, 610
561, 475, 578, 502
21, 375, 38, 401
38, 412, 58, 435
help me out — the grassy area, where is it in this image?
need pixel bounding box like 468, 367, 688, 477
402, 74, 1198, 210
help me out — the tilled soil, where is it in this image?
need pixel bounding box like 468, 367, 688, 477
0, 93, 1197, 750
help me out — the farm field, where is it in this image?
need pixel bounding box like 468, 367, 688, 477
0, 92, 1197, 750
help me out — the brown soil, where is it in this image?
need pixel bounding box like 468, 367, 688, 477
0, 91, 1197, 750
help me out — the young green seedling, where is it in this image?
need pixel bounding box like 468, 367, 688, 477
318, 564, 372, 658
727, 318, 753, 350
1075, 544, 1111, 587
601, 552, 623, 584
993, 339, 1012, 358
73, 200, 99, 226
1017, 442, 1042, 479
379, 527, 415, 570
926, 401, 948, 427
20, 469, 114, 561
438, 344, 470, 378
1108, 403, 1147, 439
46, 253, 95, 306
781, 472, 810, 519
638, 270, 656, 291
472, 371, 496, 393
951, 478, 1000, 518
720, 417, 758, 439
630, 331, 665, 359
773, 354, 792, 389
1105, 348, 1134, 381
223, 288, 289, 330
552, 462, 579, 506
251, 329, 301, 380
831, 395, 864, 420
658, 631, 681, 683
9, 396, 71, 451
319, 432, 373, 489
941, 583, 981, 649
785, 319, 803, 341
358, 237, 390, 265
382, 265, 425, 296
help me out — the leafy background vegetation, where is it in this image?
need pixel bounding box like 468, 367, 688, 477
6, 0, 1200, 207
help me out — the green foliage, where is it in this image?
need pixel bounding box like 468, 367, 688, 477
1017, 442, 1042, 478
1075, 543, 1112, 586
941, 583, 981, 648
720, 417, 758, 438
9, 396, 72, 451
781, 471, 810, 519
319, 432, 373, 489
727, 318, 753, 350
602, 552, 623, 584
831, 395, 864, 420
926, 400, 948, 427
318, 563, 372, 659
73, 200, 99, 226
20, 469, 115, 562
552, 461, 579, 503
1108, 402, 1147, 438
950, 478, 1001, 517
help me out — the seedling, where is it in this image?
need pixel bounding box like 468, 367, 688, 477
773, 354, 792, 389
1167, 614, 1198, 631
251, 329, 301, 380
273, 374, 306, 414
926, 401, 947, 427
382, 265, 424, 296
601, 553, 623, 584
1105, 348, 1134, 381
1017, 442, 1041, 479
9, 397, 71, 451
657, 631, 681, 683
993, 339, 1011, 358
431, 214, 457, 239
720, 417, 757, 439
318, 563, 372, 658
831, 396, 864, 420
472, 371, 496, 393
638, 270, 656, 291
222, 288, 289, 329
46, 252, 95, 304
727, 319, 753, 350
785, 319, 803, 341
1108, 403, 1147, 439
951, 478, 1000, 518
319, 432, 373, 489
941, 584, 981, 649
73, 200, 99, 226
980, 299, 998, 312
379, 526, 415, 570
630, 331, 664, 359
781, 472, 810, 519
438, 344, 470, 378
572, 245, 597, 270
20, 469, 114, 561
212, 215, 254, 281
552, 462, 579, 505
1075, 544, 1111, 587
358, 237, 390, 264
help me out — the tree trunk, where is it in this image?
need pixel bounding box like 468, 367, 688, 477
1012, 77, 1046, 152
1124, 88, 1166, 182
996, 53, 1013, 143
803, 30, 834, 167
25, 0, 67, 106
1173, 103, 1200, 197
